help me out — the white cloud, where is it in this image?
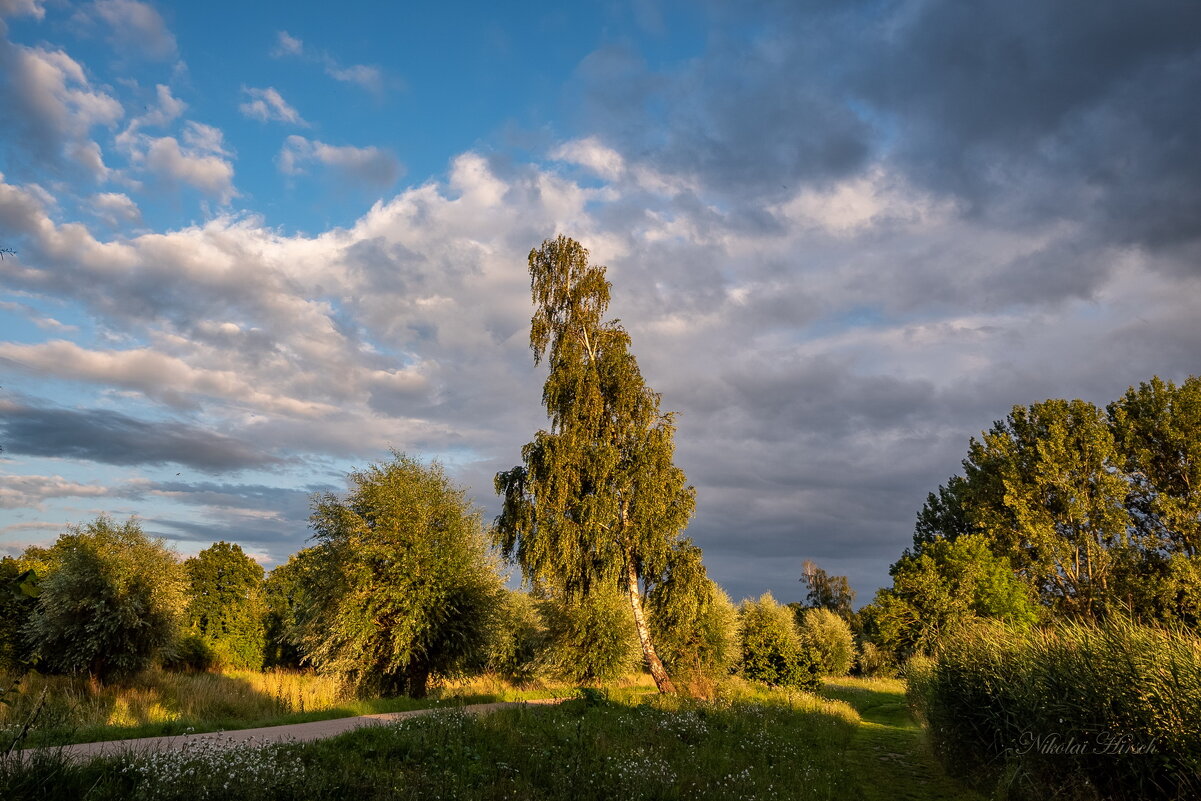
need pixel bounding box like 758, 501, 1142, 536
239, 87, 306, 126
269, 29, 386, 95
0, 43, 123, 178
272, 30, 303, 57
324, 62, 384, 94
0, 0, 45, 19
0, 473, 115, 509
279, 135, 400, 187
86, 0, 177, 61
89, 192, 142, 226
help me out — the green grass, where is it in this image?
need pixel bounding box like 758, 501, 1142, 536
2, 683, 864, 800
820, 677, 983, 801
1, 674, 987, 800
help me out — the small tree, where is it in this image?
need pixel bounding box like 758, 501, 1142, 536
26, 517, 185, 681
297, 453, 503, 697
797, 607, 855, 676
0, 557, 40, 672
184, 541, 267, 670
738, 593, 819, 690
799, 560, 855, 618
646, 542, 739, 687
495, 236, 697, 694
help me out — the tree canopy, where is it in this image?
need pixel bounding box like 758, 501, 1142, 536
184, 541, 267, 670
495, 235, 698, 693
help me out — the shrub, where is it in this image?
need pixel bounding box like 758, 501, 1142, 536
26, 517, 186, 682
797, 607, 856, 676
536, 587, 642, 684
646, 543, 740, 692
853, 641, 896, 678
738, 593, 820, 690
161, 634, 216, 673
908, 619, 1201, 800
482, 589, 545, 686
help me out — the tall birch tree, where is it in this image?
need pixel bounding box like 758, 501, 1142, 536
495, 235, 696, 693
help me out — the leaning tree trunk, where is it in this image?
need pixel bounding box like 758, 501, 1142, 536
626, 558, 677, 694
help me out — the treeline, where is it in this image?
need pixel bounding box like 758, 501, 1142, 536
0, 454, 859, 697
858, 375, 1201, 663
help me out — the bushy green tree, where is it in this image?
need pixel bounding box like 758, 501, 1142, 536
25, 516, 185, 681
868, 534, 1038, 660
296, 453, 503, 697
797, 607, 856, 677
481, 589, 545, 686
738, 593, 819, 690
495, 236, 696, 694
646, 542, 739, 686
183, 541, 267, 670
536, 586, 643, 684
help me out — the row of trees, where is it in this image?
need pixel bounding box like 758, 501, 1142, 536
0, 481, 854, 695
0, 236, 851, 695
862, 375, 1201, 661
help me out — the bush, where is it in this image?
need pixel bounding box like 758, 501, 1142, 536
646, 543, 740, 692
482, 589, 545, 686
184, 542, 267, 670
853, 641, 896, 678
738, 593, 820, 690
908, 619, 1201, 800
26, 517, 186, 682
796, 608, 856, 676
161, 634, 216, 673
297, 454, 505, 698
536, 587, 642, 684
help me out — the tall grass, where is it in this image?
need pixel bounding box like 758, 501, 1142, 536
907, 618, 1201, 800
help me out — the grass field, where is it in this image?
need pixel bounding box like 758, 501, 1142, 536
0, 671, 982, 800
0, 669, 576, 750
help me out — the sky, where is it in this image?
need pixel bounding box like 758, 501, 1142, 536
1, 0, 1200, 606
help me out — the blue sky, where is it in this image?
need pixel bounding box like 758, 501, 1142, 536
2, 0, 1201, 605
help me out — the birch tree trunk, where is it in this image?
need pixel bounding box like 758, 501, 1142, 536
626, 558, 676, 694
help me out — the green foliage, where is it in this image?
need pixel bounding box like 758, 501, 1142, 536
25, 517, 185, 682
536, 587, 642, 684
295, 453, 503, 698
738, 593, 820, 690
262, 552, 314, 669
909, 619, 1201, 800
797, 607, 856, 677
481, 589, 545, 686
183, 542, 266, 670
898, 375, 1201, 634
160, 634, 216, 673
0, 558, 38, 672
494, 236, 697, 692
869, 534, 1038, 660
646, 542, 739, 686
799, 560, 855, 618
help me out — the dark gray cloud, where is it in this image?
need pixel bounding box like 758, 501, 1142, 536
0, 403, 280, 472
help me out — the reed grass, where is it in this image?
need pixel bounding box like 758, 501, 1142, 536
907, 618, 1201, 800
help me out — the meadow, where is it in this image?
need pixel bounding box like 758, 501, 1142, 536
0, 672, 983, 801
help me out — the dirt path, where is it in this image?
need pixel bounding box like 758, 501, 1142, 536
21, 699, 565, 763
821, 679, 984, 801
